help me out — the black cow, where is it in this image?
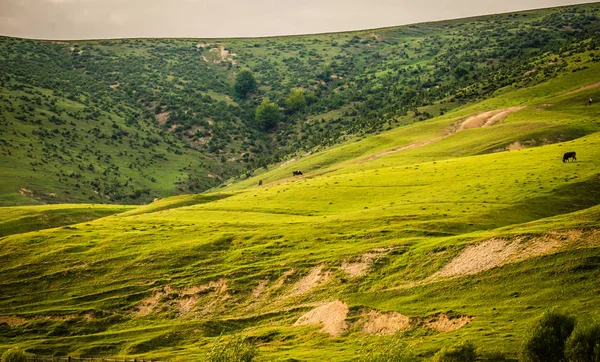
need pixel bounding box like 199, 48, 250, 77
293, 170, 303, 176
258, 180, 263, 186
562, 151, 577, 162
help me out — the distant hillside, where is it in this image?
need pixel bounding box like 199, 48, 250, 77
1, 3, 600, 205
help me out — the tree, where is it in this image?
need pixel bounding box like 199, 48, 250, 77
234, 69, 257, 99
521, 310, 576, 362
255, 98, 280, 130
285, 88, 307, 113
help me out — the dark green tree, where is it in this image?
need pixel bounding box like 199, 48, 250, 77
234, 69, 257, 99
255, 98, 280, 130
521, 310, 576, 362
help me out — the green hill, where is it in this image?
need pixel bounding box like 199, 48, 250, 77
1, 19, 600, 358
1, 3, 600, 205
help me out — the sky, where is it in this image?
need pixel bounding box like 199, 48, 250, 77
0, 0, 596, 40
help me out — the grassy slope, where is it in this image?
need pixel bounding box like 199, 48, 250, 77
1, 52, 599, 360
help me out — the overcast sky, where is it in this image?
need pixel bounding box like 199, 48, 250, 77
0, 0, 596, 40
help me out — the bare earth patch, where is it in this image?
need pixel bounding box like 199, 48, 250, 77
341, 248, 388, 278
0, 316, 27, 326
290, 264, 331, 296
434, 229, 600, 278
425, 314, 474, 332
155, 112, 170, 125
360, 107, 525, 163
563, 81, 600, 96
18, 188, 33, 196
458, 106, 525, 130
359, 310, 410, 335
294, 300, 349, 336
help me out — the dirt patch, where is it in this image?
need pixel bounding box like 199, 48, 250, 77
458, 106, 525, 130
18, 188, 33, 196
109, 84, 119, 89
341, 249, 388, 278
272, 269, 295, 290
563, 81, 600, 96
252, 278, 269, 299
155, 112, 170, 125
359, 310, 410, 335
136, 286, 170, 316
294, 300, 349, 336
290, 264, 331, 296
279, 157, 297, 167
434, 229, 599, 278
0, 316, 27, 326
360, 107, 525, 163
506, 141, 524, 151
425, 313, 474, 332
178, 296, 199, 316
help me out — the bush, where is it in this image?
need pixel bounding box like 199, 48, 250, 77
1, 348, 26, 362
205, 335, 257, 362
565, 322, 600, 362
521, 310, 576, 362
432, 341, 477, 362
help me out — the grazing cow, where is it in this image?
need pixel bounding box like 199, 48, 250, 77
258, 180, 263, 186
589, 98, 593, 106
293, 170, 303, 176
562, 151, 577, 162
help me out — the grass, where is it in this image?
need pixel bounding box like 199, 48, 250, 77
1, 58, 600, 360
2, 5, 600, 360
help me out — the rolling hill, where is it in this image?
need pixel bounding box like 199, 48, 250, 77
1, 21, 600, 359
1, 3, 600, 205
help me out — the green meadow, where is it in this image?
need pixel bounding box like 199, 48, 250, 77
1, 41, 600, 360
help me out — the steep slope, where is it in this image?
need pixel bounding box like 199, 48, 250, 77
1, 57, 599, 360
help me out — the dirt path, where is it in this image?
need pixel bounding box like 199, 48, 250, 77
563, 81, 600, 96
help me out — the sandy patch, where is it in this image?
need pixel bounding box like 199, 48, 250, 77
293, 300, 349, 336
563, 81, 600, 96
360, 107, 525, 163
506, 141, 524, 151
272, 269, 296, 290
110, 84, 119, 89
290, 264, 331, 296
136, 287, 169, 316
18, 188, 33, 196
359, 310, 410, 335
341, 249, 388, 278
279, 157, 297, 167
178, 296, 199, 316
425, 314, 474, 332
434, 230, 599, 278
459, 106, 525, 130
0, 316, 27, 326
155, 112, 170, 125
252, 278, 269, 299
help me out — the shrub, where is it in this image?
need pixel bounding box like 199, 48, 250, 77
565, 322, 600, 362
432, 341, 477, 362
205, 335, 257, 362
521, 310, 576, 362
1, 348, 26, 362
